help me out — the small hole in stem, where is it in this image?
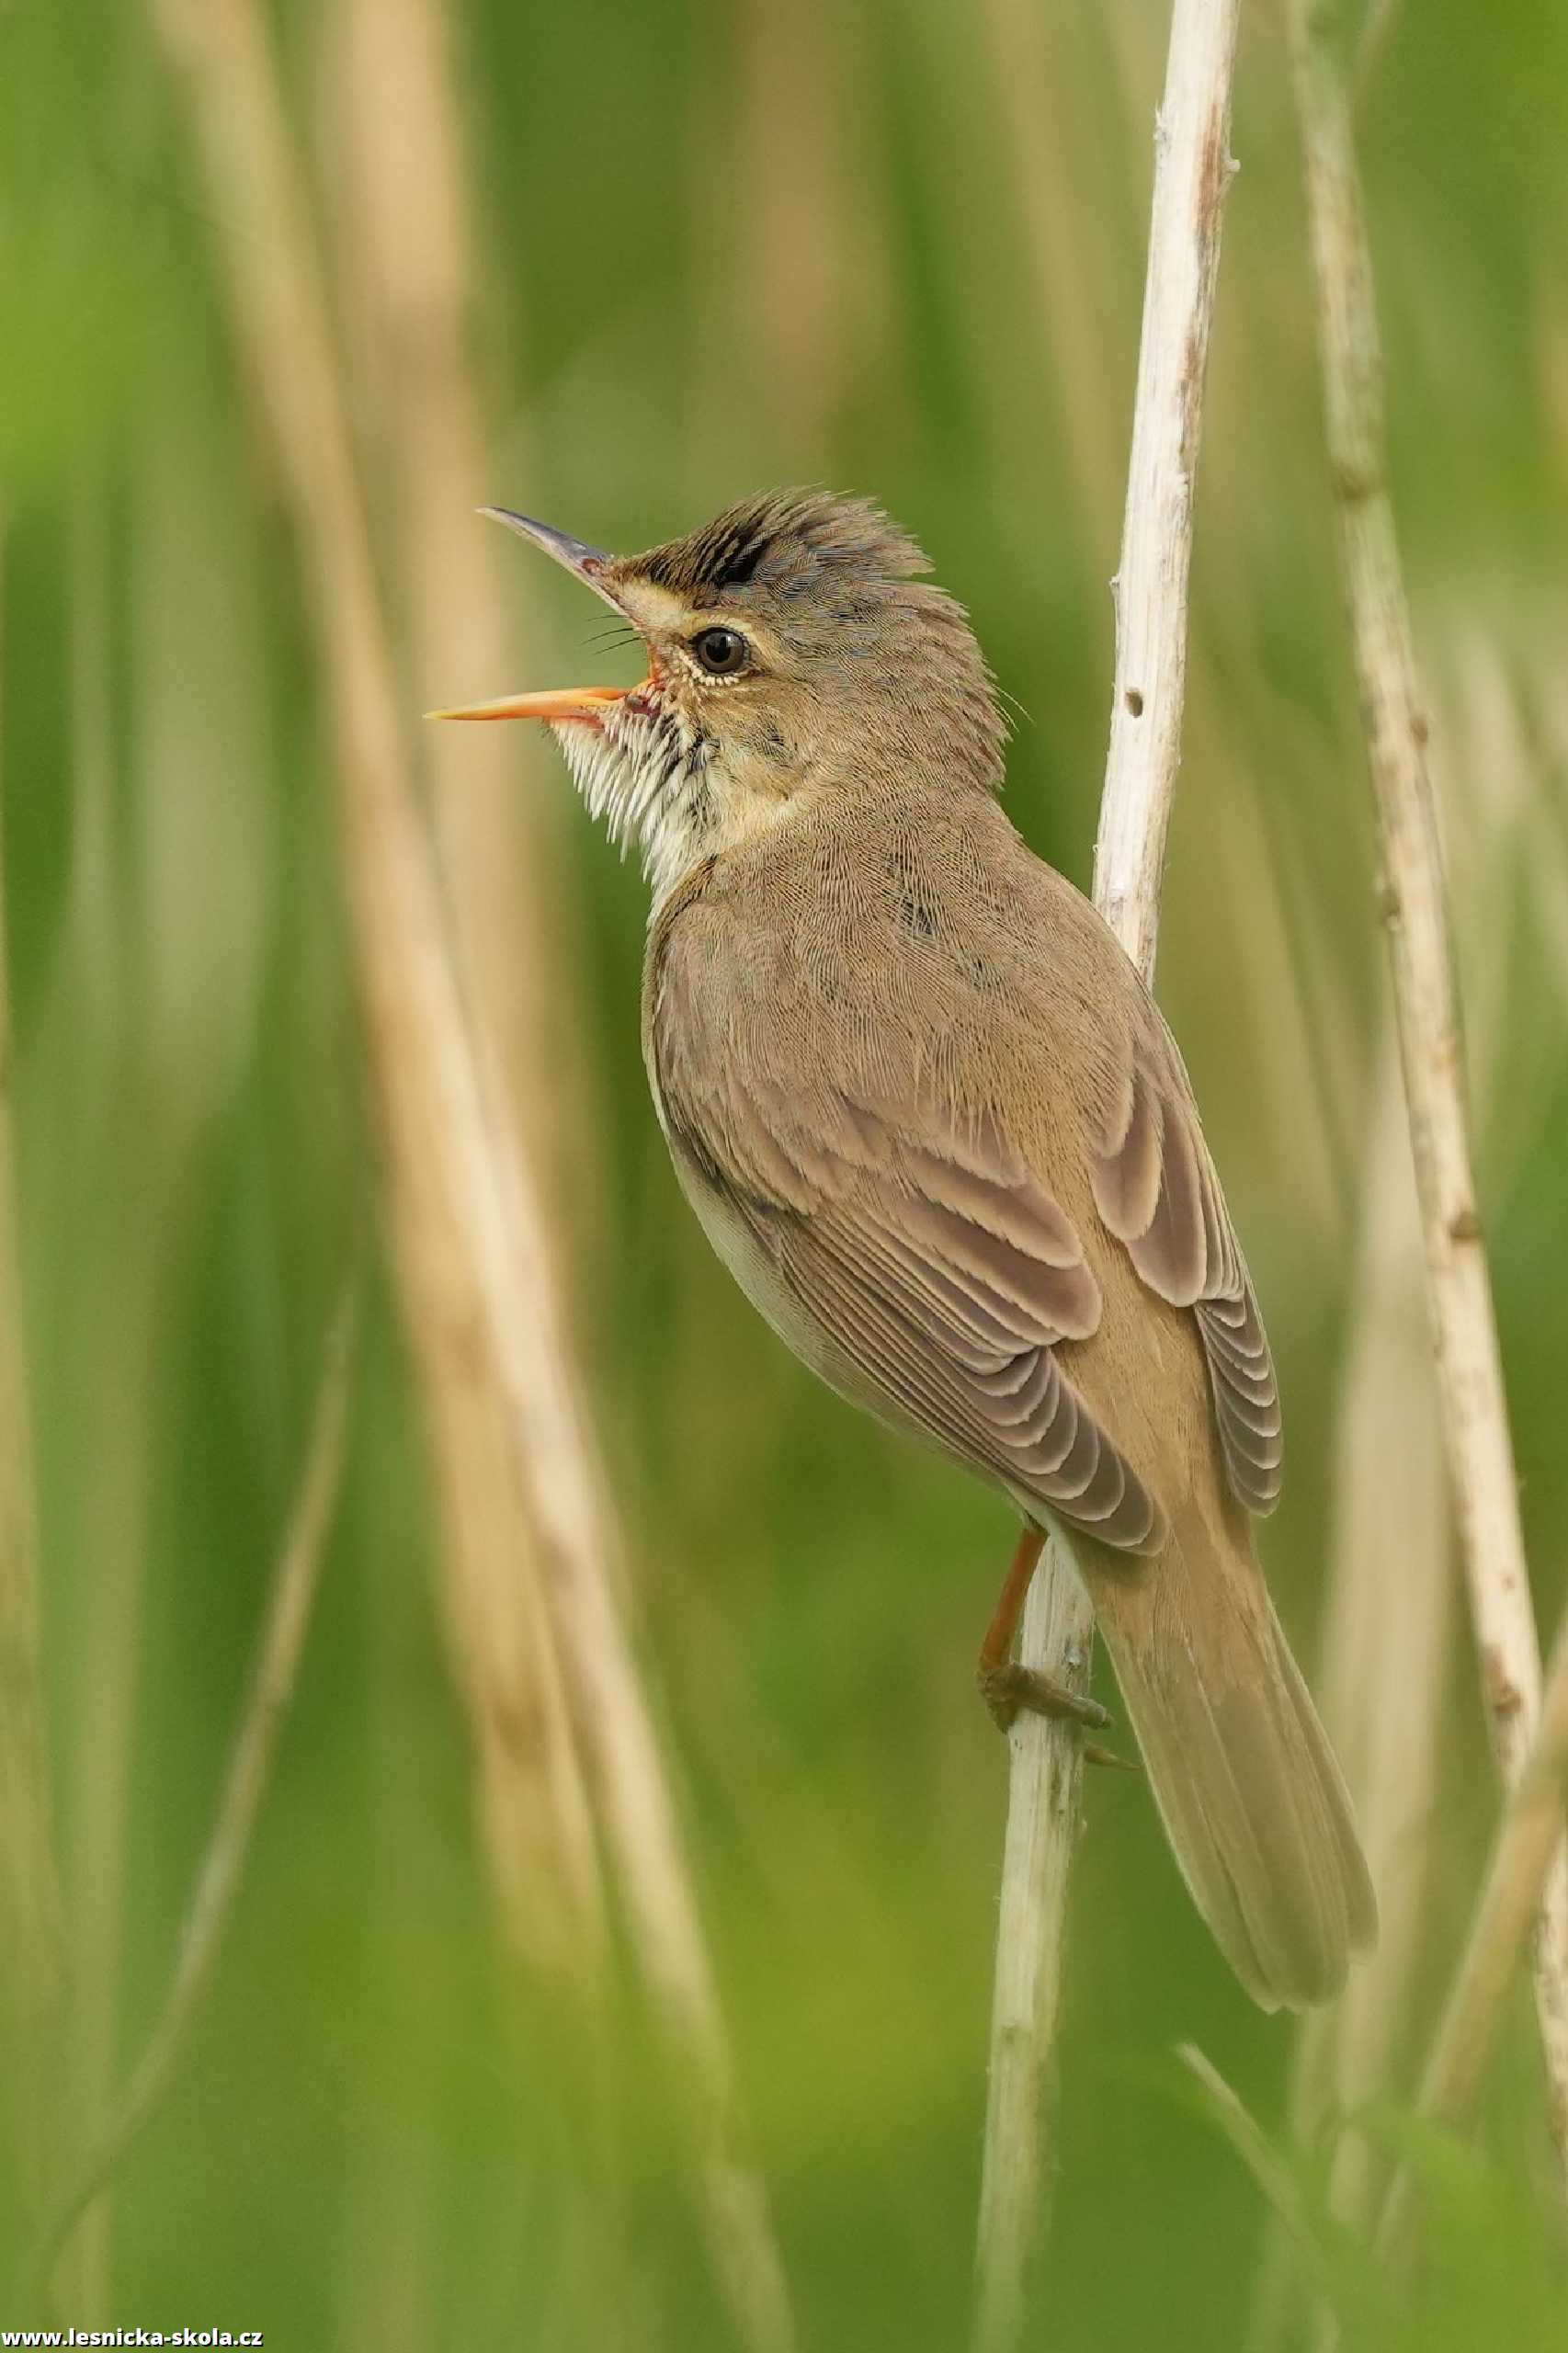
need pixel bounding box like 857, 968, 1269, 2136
1125, 688, 1145, 716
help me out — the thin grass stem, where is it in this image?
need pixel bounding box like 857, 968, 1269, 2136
35, 1263, 362, 2302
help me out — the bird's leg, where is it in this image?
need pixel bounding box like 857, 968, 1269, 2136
976, 1523, 1113, 1737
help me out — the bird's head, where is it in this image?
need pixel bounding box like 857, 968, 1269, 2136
430, 490, 1006, 900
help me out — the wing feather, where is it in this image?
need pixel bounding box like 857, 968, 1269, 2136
1092, 1043, 1283, 1513
670, 1045, 1166, 1552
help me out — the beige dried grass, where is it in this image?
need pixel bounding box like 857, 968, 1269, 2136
147, 3, 794, 2340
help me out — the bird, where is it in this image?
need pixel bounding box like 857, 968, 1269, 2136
430, 488, 1377, 2011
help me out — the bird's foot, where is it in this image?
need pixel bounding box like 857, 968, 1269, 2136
976, 1659, 1111, 1736
975, 1523, 1138, 1767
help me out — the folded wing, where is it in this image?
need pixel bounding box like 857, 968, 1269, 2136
653, 996, 1165, 1552
1091, 1040, 1282, 1514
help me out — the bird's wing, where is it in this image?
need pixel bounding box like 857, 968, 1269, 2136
649, 944, 1165, 1554
1090, 1023, 1282, 1513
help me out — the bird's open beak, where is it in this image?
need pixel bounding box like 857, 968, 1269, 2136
426, 507, 633, 725
426, 681, 627, 724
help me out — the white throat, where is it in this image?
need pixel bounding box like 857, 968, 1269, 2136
551, 691, 708, 904
551, 695, 795, 909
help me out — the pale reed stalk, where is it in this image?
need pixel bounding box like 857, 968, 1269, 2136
320, 0, 603, 1252
1249, 1034, 1453, 2351
0, 510, 70, 2281
321, 0, 601, 1991
975, 0, 1130, 543
1287, 0, 1568, 2170
1380, 1613, 1568, 2266
53, 493, 162, 2320
1257, 613, 1568, 2347
147, 5, 793, 2342
974, 3, 1242, 2344
730, 0, 852, 469
1304, 1035, 1453, 2204
48, 445, 309, 2313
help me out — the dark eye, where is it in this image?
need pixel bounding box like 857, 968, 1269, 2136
691, 626, 749, 676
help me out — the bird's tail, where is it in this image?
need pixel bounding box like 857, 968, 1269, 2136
1075, 1502, 1376, 2010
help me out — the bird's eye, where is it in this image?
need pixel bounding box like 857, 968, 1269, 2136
691, 626, 749, 676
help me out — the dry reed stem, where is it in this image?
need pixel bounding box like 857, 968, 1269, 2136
1301, 1035, 1453, 2216
323, 0, 603, 1251
322, 0, 601, 1990
1249, 1035, 1453, 2353
148, 6, 793, 2343
0, 508, 70, 2271
976, 0, 1131, 546
1287, 0, 1568, 2168
1377, 1612, 1568, 2265
38, 1267, 361, 2297
1257, 616, 1568, 2347
974, 4, 1241, 2344
54, 491, 163, 2320
732, 0, 853, 469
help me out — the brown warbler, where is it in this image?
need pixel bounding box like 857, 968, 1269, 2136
432, 490, 1376, 2011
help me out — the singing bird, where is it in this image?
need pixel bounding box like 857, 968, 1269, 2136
432, 490, 1375, 2010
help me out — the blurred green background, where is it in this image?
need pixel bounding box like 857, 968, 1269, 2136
4, 0, 1568, 2345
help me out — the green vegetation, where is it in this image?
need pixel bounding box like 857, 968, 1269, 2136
3, 0, 1566, 2344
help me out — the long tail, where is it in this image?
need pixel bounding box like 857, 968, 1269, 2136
1074, 1502, 1376, 2011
